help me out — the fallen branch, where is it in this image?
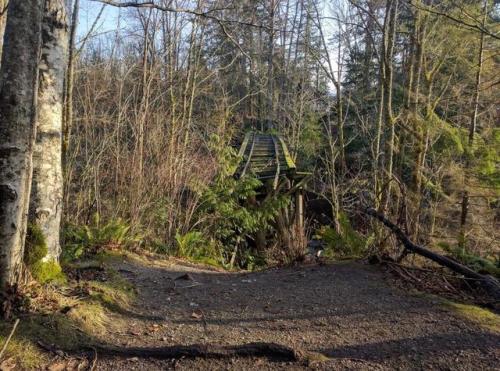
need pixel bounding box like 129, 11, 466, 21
365, 208, 500, 301
91, 342, 299, 361
0, 318, 20, 361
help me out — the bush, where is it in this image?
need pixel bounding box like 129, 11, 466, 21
441, 244, 500, 278
319, 212, 371, 259
174, 231, 223, 267
62, 214, 138, 262
192, 135, 289, 269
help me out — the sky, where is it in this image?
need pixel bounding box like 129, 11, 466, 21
77, 0, 342, 85
78, 0, 121, 38
77, 0, 341, 42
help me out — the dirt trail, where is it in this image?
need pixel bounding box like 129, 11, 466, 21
96, 258, 499, 370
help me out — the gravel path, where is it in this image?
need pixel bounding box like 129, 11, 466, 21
96, 258, 499, 370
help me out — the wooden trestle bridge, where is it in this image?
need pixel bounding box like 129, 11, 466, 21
234, 132, 310, 235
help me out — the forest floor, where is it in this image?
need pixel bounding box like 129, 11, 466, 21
86, 255, 500, 370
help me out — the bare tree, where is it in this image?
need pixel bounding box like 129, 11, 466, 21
0, 0, 44, 288
0, 0, 8, 63
62, 0, 79, 171
30, 0, 70, 261
459, 0, 488, 251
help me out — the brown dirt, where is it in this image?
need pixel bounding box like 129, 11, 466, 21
95, 257, 499, 370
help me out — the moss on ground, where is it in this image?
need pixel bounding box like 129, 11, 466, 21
0, 328, 47, 369
445, 301, 500, 333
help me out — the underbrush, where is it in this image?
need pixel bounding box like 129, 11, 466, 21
162, 137, 293, 271
317, 213, 372, 260
438, 242, 500, 278
62, 214, 140, 262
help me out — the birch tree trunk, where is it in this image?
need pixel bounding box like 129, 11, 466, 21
62, 0, 79, 171
30, 0, 69, 261
0, 0, 44, 288
0, 0, 7, 64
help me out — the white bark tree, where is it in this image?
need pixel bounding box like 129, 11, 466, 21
30, 0, 69, 261
0, 0, 44, 288
0, 0, 8, 63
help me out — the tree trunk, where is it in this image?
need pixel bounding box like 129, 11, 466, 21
0, 0, 44, 288
30, 0, 69, 261
0, 0, 7, 64
62, 0, 79, 172
379, 0, 399, 213
365, 208, 500, 301
459, 0, 487, 251
266, 0, 275, 130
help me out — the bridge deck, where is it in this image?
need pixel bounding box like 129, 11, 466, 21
235, 132, 299, 189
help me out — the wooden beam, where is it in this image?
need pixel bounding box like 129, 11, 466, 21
295, 190, 304, 230
277, 135, 296, 170
271, 135, 281, 190
241, 133, 256, 177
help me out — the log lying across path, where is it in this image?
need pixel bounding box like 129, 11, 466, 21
92, 342, 299, 362
365, 208, 500, 301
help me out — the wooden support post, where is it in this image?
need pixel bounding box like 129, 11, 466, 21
295, 189, 304, 230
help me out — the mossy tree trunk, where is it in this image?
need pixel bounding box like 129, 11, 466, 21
0, 0, 44, 288
30, 0, 69, 261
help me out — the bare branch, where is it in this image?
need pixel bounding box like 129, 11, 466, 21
408, 0, 500, 40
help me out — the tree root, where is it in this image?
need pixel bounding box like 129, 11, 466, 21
90, 342, 300, 362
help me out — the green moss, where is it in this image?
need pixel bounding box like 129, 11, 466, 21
23, 224, 66, 284
24, 223, 48, 266
30, 260, 66, 284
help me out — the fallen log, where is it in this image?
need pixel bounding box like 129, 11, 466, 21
91, 342, 299, 362
365, 207, 500, 301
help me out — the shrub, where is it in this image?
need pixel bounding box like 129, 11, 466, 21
193, 135, 289, 269
441, 244, 500, 278
174, 231, 223, 267
319, 212, 371, 259
62, 214, 138, 262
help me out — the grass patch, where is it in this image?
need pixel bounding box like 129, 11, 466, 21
406, 292, 499, 334
0, 326, 47, 369
0, 258, 137, 369
0, 311, 93, 369
444, 301, 500, 333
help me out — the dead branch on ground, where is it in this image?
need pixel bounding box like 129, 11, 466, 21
364, 207, 500, 301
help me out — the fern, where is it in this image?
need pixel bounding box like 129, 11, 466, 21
62, 215, 138, 261
320, 212, 371, 259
